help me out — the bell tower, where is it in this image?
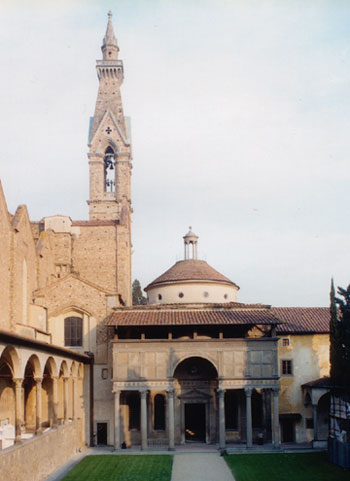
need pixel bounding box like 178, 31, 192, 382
87, 11, 132, 221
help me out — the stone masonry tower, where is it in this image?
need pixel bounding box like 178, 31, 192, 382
88, 11, 132, 221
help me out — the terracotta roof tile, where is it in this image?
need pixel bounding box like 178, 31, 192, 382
273, 307, 330, 334
72, 220, 118, 226
107, 307, 280, 326
145, 260, 238, 290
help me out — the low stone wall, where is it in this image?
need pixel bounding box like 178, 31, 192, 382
0, 420, 84, 481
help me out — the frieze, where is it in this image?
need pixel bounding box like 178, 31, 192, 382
113, 380, 172, 390
219, 379, 279, 389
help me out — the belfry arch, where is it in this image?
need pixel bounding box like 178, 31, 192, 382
104, 146, 116, 192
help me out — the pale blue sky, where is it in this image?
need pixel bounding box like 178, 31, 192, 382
1, 0, 350, 306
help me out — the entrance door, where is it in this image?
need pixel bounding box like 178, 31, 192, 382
281, 419, 294, 442
185, 403, 206, 442
97, 422, 108, 445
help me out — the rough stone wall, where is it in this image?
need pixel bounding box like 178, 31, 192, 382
72, 225, 118, 292
0, 420, 84, 481
0, 182, 12, 330
34, 275, 108, 319
116, 219, 132, 305
11, 206, 38, 327
36, 230, 56, 289
52, 232, 72, 266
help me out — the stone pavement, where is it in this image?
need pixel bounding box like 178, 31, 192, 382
171, 452, 235, 481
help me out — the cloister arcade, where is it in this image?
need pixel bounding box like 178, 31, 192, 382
0, 342, 87, 446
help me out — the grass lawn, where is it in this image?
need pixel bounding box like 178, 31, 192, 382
61, 454, 173, 481
225, 452, 350, 481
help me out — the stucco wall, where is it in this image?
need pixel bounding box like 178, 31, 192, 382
147, 281, 238, 305
0, 420, 84, 481
278, 333, 330, 442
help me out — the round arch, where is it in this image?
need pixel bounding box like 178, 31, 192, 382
59, 360, 69, 378
173, 356, 218, 380
0, 345, 21, 379
24, 354, 41, 379
172, 355, 218, 379
99, 138, 119, 154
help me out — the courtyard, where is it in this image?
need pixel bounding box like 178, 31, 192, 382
57, 452, 350, 481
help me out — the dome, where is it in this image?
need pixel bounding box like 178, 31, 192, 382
145, 229, 240, 305
145, 259, 237, 290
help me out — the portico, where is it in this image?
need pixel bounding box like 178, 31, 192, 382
108, 303, 281, 450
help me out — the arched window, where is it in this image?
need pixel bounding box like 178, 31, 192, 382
64, 317, 82, 346
154, 394, 165, 430
104, 146, 115, 192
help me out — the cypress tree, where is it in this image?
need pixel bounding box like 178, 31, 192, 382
132, 279, 147, 305
330, 279, 341, 384
335, 284, 350, 388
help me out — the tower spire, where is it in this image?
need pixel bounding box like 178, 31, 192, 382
88, 12, 132, 222
102, 11, 119, 60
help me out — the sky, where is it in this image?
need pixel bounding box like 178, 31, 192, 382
1, 0, 350, 307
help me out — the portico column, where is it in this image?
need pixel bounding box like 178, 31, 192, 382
114, 389, 121, 449
63, 377, 69, 422
168, 389, 175, 450
34, 377, 43, 434
72, 377, 78, 420
272, 388, 280, 448
245, 388, 253, 448
14, 378, 23, 442
218, 389, 226, 449
140, 390, 148, 450
52, 376, 58, 427
312, 404, 318, 441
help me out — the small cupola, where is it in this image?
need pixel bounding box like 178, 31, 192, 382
145, 229, 240, 305
183, 226, 199, 260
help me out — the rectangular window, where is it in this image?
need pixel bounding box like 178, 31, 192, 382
281, 360, 293, 375
64, 317, 83, 346
306, 418, 314, 429
282, 338, 290, 347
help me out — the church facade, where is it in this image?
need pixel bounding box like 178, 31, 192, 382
0, 12, 331, 481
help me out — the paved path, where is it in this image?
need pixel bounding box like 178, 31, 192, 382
171, 452, 235, 481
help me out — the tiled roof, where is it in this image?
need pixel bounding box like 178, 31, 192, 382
107, 306, 280, 327
145, 260, 238, 290
273, 307, 330, 334
72, 220, 118, 226
302, 376, 333, 388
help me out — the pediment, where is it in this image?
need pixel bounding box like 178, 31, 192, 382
89, 109, 129, 149
177, 388, 212, 401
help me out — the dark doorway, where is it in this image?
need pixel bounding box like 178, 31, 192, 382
97, 422, 108, 445
281, 419, 294, 442
185, 403, 206, 442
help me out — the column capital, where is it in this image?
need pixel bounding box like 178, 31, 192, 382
217, 388, 226, 397
244, 387, 252, 396
34, 377, 43, 384
112, 388, 121, 395
167, 388, 174, 396
140, 389, 147, 399
272, 387, 279, 395
13, 378, 23, 386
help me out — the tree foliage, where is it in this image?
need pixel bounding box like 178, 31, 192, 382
132, 279, 147, 305
330, 281, 350, 387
